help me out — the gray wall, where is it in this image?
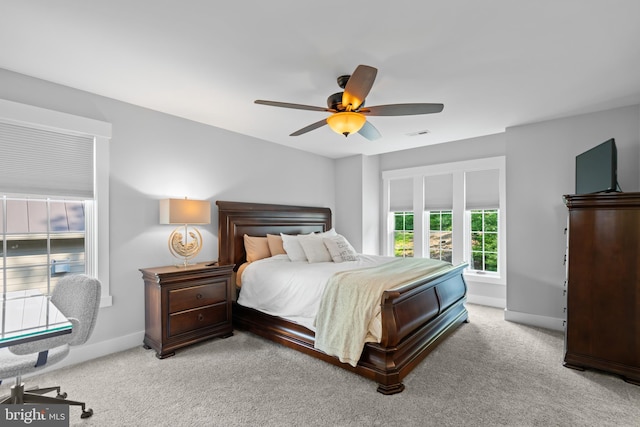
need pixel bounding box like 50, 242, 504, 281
379, 133, 507, 171
334, 154, 380, 255
505, 105, 640, 328
336, 105, 640, 329
361, 154, 381, 255
334, 155, 363, 251
0, 68, 335, 360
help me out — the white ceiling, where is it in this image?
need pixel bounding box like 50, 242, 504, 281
1, 1, 639, 159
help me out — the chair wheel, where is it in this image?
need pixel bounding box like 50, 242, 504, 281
56, 392, 68, 399
81, 408, 93, 419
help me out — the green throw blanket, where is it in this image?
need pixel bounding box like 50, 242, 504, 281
313, 257, 452, 367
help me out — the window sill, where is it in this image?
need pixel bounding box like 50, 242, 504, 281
463, 271, 505, 286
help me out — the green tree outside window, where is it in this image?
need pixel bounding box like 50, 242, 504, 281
470, 209, 498, 272
429, 210, 452, 262
394, 211, 414, 257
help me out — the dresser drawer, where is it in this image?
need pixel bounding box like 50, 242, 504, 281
168, 304, 227, 337
168, 282, 227, 313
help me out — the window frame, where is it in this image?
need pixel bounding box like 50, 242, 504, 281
382, 156, 506, 285
0, 99, 112, 306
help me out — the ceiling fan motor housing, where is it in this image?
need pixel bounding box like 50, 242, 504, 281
336, 74, 351, 89
327, 91, 364, 111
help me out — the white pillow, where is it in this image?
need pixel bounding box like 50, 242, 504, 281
298, 234, 333, 263
281, 232, 312, 262
317, 228, 337, 238
323, 235, 358, 263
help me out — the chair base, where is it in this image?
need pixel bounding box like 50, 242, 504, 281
0, 381, 93, 419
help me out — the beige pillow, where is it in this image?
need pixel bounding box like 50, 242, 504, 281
266, 234, 286, 255
235, 262, 250, 287
243, 234, 271, 263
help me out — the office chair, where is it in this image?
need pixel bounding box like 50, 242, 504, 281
0, 274, 101, 419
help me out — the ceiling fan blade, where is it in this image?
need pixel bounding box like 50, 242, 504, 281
358, 121, 381, 141
362, 103, 444, 116
290, 119, 328, 136
255, 100, 334, 113
342, 65, 377, 111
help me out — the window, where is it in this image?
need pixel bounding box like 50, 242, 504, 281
469, 209, 498, 273
393, 211, 414, 257
1, 197, 87, 294
382, 156, 506, 285
0, 99, 112, 304
429, 210, 452, 262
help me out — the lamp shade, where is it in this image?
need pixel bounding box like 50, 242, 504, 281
326, 112, 366, 137
159, 198, 210, 225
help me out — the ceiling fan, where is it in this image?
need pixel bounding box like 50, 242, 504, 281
255, 65, 444, 141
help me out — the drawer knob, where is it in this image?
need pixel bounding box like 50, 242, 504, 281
198, 314, 204, 321
196, 293, 203, 300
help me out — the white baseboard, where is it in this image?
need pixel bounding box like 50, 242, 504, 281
504, 309, 564, 332
466, 294, 505, 308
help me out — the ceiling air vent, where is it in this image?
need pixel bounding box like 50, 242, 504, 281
407, 129, 430, 137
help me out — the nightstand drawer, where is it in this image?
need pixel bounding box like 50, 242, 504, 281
141, 263, 234, 358
168, 304, 227, 337
168, 282, 226, 313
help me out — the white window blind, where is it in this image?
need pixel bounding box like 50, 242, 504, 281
465, 169, 500, 209
389, 178, 413, 211
0, 122, 94, 198
424, 174, 453, 210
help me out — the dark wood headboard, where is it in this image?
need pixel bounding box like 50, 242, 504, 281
216, 201, 332, 267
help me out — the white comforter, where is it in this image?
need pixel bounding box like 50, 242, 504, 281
237, 254, 396, 331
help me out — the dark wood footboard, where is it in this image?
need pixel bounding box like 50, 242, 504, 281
232, 263, 468, 394
372, 263, 468, 393
218, 200, 469, 394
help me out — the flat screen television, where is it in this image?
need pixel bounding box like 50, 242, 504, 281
575, 138, 619, 194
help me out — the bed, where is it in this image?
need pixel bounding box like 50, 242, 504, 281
217, 200, 469, 394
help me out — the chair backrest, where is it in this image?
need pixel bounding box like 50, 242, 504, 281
51, 274, 101, 346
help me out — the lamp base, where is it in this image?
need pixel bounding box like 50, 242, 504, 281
168, 225, 203, 267
174, 260, 194, 268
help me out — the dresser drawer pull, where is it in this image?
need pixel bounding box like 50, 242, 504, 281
196, 293, 203, 300
198, 313, 204, 321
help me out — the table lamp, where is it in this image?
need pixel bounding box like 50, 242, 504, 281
159, 198, 211, 267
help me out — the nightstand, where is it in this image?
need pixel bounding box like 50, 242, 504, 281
139, 262, 234, 359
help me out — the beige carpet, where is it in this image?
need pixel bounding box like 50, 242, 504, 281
2, 304, 639, 426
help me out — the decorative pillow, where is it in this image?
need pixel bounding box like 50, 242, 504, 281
298, 233, 333, 263
235, 262, 250, 287
323, 234, 358, 263
317, 228, 338, 238
243, 234, 271, 263
266, 234, 286, 255
281, 233, 312, 262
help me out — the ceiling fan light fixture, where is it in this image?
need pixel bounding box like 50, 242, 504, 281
327, 111, 366, 137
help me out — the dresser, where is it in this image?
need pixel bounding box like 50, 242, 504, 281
563, 192, 640, 385
140, 263, 234, 359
